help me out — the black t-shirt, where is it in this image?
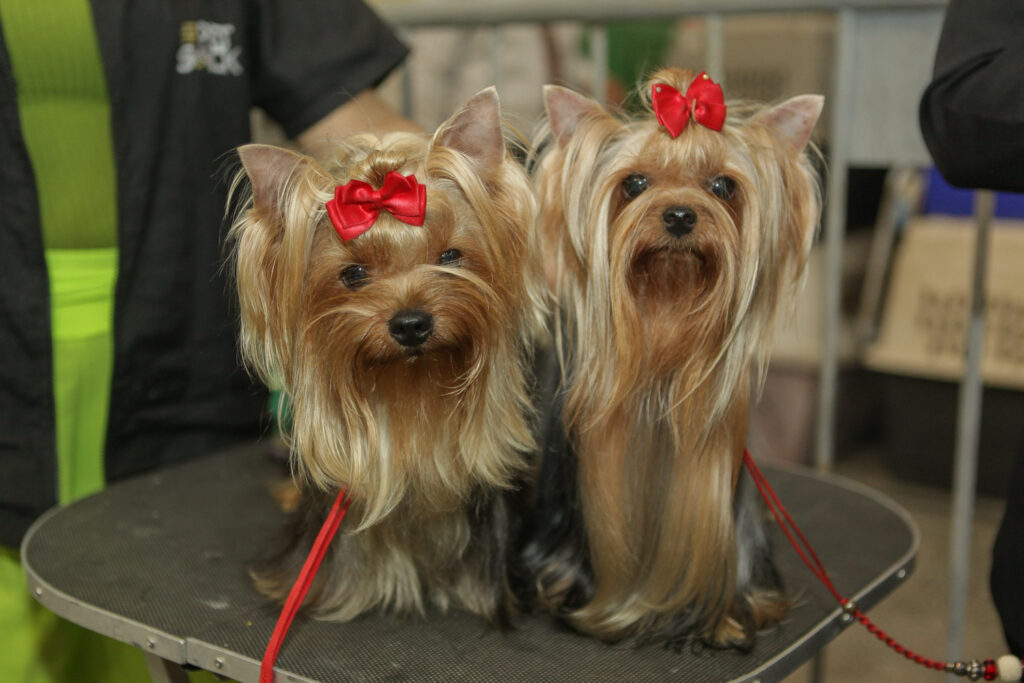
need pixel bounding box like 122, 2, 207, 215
919, 0, 1024, 192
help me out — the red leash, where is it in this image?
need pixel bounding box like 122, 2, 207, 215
259, 489, 350, 683
742, 449, 1019, 681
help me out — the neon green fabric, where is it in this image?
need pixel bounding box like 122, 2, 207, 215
46, 248, 117, 502
0, 547, 151, 682
0, 250, 142, 681
0, 0, 118, 249
3, 545, 225, 683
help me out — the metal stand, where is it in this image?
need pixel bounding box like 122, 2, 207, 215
945, 190, 995, 673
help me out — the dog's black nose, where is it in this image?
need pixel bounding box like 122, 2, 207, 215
388, 310, 434, 347
663, 206, 698, 237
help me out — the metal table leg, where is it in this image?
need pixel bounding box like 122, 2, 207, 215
143, 651, 191, 683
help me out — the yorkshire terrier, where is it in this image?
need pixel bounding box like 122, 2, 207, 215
521, 68, 823, 648
229, 87, 546, 626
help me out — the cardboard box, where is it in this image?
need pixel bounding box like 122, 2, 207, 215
862, 216, 1024, 389
862, 216, 1024, 493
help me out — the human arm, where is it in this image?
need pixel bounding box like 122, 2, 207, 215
297, 88, 422, 158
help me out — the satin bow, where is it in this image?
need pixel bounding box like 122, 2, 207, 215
651, 72, 727, 138
325, 171, 427, 241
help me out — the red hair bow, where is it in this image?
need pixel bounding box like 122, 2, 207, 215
651, 72, 727, 137
325, 171, 427, 241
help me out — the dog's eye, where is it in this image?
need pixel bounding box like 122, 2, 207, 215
438, 249, 463, 266
339, 264, 369, 290
622, 173, 649, 199
708, 176, 736, 201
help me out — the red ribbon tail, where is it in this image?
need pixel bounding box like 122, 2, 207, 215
326, 199, 377, 241
652, 83, 690, 138
695, 101, 727, 131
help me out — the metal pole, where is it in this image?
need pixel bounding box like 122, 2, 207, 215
706, 13, 725, 86
400, 64, 415, 121
945, 190, 994, 674
589, 24, 608, 101
143, 652, 190, 683
854, 169, 922, 347
815, 8, 855, 472
810, 9, 855, 681
490, 26, 505, 96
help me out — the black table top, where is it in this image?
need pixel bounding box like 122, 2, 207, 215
22, 443, 917, 682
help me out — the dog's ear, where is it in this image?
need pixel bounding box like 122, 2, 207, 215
233, 144, 328, 388
238, 144, 320, 218
433, 86, 505, 172
753, 96, 823, 300
543, 85, 609, 148
755, 95, 824, 155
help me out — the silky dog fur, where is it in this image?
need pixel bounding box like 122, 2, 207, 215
229, 87, 546, 626
521, 68, 823, 648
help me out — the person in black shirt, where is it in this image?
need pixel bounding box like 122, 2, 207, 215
919, 0, 1024, 658
0, 1, 417, 679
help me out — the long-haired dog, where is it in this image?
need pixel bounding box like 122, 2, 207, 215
521, 68, 823, 648
229, 87, 546, 626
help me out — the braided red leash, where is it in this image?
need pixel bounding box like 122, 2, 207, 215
260, 489, 350, 683
742, 449, 1016, 681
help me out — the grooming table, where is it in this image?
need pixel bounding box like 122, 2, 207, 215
21, 443, 917, 683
